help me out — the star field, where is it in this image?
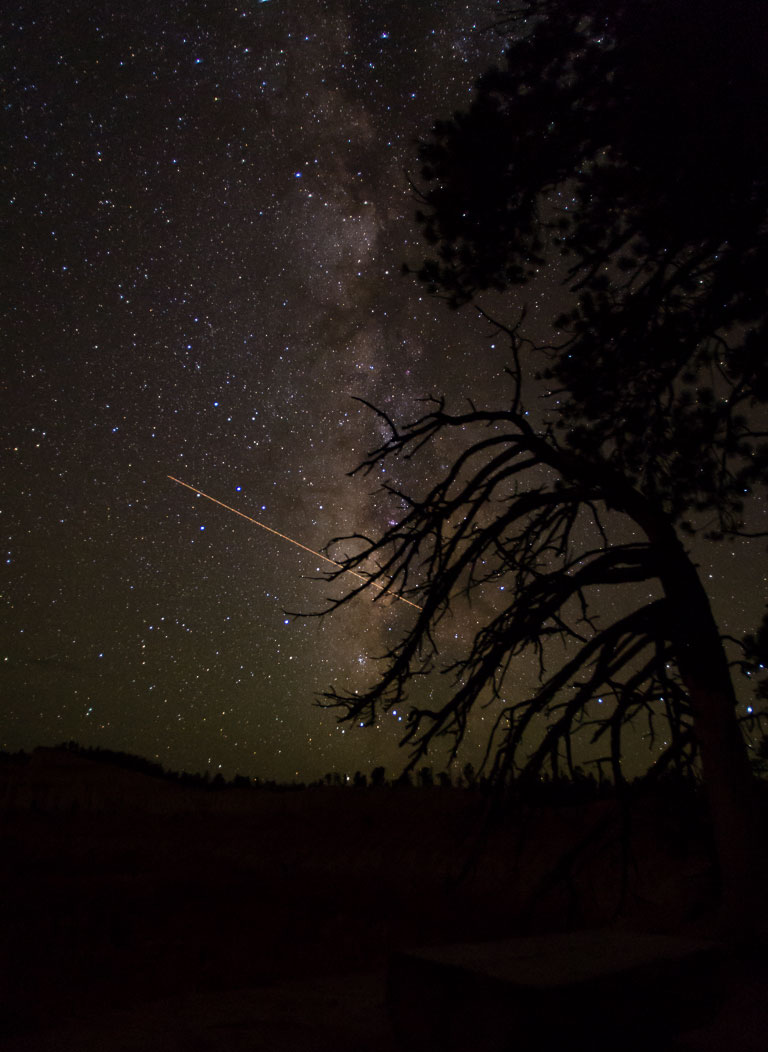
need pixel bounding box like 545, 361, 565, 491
3, 1, 765, 782
3, 1, 513, 780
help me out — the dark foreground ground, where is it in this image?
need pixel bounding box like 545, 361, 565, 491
2, 748, 767, 1050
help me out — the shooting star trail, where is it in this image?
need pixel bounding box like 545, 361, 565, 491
168, 475, 422, 611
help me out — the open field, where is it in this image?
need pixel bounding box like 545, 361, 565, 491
1, 747, 763, 1050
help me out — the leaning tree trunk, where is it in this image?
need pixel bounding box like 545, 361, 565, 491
654, 526, 767, 941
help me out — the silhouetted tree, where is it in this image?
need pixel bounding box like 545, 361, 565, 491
321, 0, 768, 935
370, 765, 387, 788
393, 770, 413, 789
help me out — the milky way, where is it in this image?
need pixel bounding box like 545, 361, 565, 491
3, 1, 514, 779
4, 1, 764, 781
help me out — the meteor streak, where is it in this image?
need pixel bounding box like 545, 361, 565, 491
168, 475, 422, 610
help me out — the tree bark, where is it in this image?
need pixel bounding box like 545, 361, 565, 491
652, 527, 767, 941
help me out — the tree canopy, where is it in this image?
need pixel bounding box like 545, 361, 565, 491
318, 0, 768, 929
416, 0, 768, 526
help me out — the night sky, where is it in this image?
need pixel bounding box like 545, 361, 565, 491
4, 1, 765, 782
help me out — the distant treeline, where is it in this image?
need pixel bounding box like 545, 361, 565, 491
0, 742, 724, 805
